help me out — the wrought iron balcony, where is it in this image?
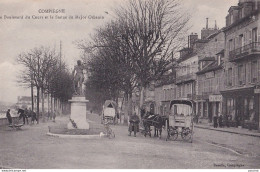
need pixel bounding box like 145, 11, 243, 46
229, 42, 260, 62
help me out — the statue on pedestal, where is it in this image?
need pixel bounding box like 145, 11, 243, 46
72, 60, 86, 96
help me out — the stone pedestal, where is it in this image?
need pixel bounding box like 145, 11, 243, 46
67, 96, 90, 129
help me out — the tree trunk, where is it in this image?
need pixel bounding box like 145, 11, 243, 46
36, 86, 40, 124
124, 93, 129, 124
41, 88, 45, 122
54, 97, 57, 113
47, 92, 50, 120
31, 83, 34, 111
128, 93, 133, 116
51, 95, 53, 120
139, 86, 145, 115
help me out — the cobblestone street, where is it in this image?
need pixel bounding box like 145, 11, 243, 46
0, 114, 259, 169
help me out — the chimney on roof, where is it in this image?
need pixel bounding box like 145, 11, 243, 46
215, 20, 217, 29
188, 33, 198, 49
206, 18, 209, 29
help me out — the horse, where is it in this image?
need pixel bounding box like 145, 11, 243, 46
17, 108, 29, 125
27, 110, 38, 124
18, 108, 37, 124
142, 112, 168, 139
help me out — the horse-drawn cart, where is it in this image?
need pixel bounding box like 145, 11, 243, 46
166, 99, 194, 142
102, 100, 118, 125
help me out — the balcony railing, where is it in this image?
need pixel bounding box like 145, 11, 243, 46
229, 42, 260, 61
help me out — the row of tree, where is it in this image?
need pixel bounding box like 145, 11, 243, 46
78, 0, 189, 116
17, 46, 74, 123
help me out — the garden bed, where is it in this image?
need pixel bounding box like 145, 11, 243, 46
48, 126, 103, 135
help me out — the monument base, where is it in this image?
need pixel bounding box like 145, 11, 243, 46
67, 96, 90, 129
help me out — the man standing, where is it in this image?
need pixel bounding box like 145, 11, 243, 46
128, 113, 140, 137
6, 109, 12, 125
72, 60, 86, 95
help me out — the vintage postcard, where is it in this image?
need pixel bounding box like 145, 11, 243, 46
0, 0, 259, 170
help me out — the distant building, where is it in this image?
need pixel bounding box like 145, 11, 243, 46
201, 18, 219, 40
16, 96, 33, 109
221, 0, 260, 130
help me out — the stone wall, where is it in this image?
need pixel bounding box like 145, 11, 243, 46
0, 117, 19, 126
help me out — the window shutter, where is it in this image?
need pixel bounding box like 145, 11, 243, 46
244, 63, 247, 84
233, 66, 236, 86
233, 38, 237, 50
258, 59, 260, 82
247, 62, 251, 83
249, 30, 252, 43
244, 31, 248, 45
225, 69, 227, 87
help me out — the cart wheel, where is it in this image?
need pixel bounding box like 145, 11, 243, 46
168, 128, 178, 141
109, 131, 115, 139
108, 128, 115, 139
190, 130, 194, 143
181, 128, 192, 141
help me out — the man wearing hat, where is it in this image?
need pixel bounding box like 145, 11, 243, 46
6, 109, 12, 125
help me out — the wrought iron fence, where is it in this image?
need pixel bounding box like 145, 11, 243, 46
229, 42, 260, 61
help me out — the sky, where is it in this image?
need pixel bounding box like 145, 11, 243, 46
0, 0, 237, 103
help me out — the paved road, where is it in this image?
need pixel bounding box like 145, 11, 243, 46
0, 115, 259, 169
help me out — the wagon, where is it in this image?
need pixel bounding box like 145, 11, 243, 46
166, 99, 194, 142
101, 100, 118, 125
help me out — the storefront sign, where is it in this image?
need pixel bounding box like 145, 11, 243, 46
209, 95, 222, 102
254, 89, 260, 94
205, 71, 215, 79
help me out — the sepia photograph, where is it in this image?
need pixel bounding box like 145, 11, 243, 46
0, 0, 259, 170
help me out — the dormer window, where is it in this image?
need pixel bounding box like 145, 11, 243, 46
241, 7, 244, 18
230, 12, 234, 24
217, 55, 221, 65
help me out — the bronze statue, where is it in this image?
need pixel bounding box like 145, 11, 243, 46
72, 60, 86, 96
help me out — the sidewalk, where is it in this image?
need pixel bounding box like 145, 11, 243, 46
195, 123, 260, 138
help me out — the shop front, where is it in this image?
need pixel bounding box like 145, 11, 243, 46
195, 95, 208, 124
208, 95, 222, 123
221, 87, 259, 130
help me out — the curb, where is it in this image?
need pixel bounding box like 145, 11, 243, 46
0, 166, 17, 169
46, 132, 101, 139
196, 140, 243, 156
195, 126, 260, 138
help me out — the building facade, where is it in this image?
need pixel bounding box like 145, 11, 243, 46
221, 0, 260, 130
154, 82, 177, 116
196, 31, 225, 123
176, 28, 219, 114
176, 53, 198, 102
196, 51, 225, 123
